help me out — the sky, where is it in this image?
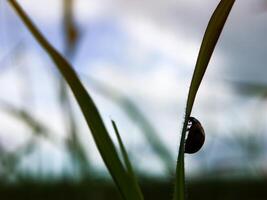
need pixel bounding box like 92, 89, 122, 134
0, 0, 267, 179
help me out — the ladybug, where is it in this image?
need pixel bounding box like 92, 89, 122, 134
184, 117, 205, 154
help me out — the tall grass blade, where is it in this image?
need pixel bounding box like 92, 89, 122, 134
173, 1, 235, 200
8, 1, 143, 199
111, 120, 143, 196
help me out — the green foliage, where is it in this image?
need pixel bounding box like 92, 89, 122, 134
8, 1, 143, 199
173, 1, 235, 200
8, 0, 236, 199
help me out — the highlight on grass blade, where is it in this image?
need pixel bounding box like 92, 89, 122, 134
173, 1, 236, 200
8, 1, 143, 200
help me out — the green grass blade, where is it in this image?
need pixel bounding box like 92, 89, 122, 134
111, 120, 143, 196
173, 1, 235, 200
86, 76, 174, 173
8, 1, 143, 199
111, 120, 133, 174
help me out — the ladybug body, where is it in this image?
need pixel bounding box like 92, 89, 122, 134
184, 117, 205, 154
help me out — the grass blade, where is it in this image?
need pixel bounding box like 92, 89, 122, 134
173, 1, 235, 200
8, 1, 143, 199
86, 76, 174, 173
111, 120, 143, 196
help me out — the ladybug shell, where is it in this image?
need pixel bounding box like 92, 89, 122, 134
184, 117, 205, 154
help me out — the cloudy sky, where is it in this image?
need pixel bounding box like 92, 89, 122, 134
0, 0, 267, 178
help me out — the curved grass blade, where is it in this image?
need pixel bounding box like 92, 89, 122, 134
86, 76, 174, 173
111, 120, 143, 197
8, 1, 143, 199
173, 1, 235, 200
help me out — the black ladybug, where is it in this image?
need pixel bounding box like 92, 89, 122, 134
184, 117, 205, 154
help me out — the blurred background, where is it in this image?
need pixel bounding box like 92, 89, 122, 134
0, 0, 267, 199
